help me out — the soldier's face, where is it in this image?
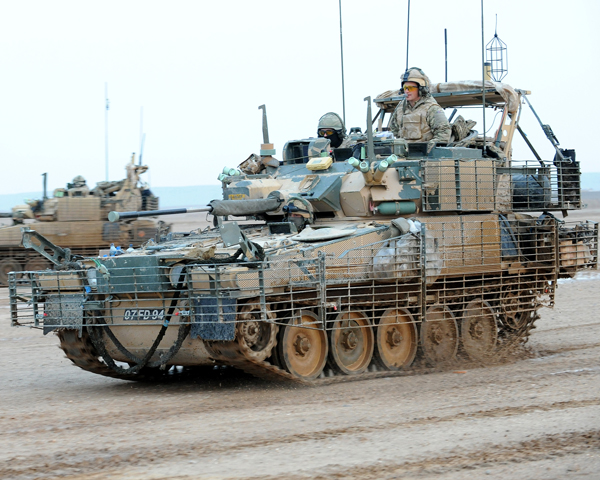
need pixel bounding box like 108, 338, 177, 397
403, 82, 420, 104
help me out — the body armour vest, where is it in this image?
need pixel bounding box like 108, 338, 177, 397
395, 97, 439, 143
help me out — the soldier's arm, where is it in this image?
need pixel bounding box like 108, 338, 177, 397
427, 105, 451, 144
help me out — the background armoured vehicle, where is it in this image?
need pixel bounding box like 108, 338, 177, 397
0, 159, 165, 285
9, 83, 598, 384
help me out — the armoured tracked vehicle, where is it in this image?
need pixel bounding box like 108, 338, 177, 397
8, 84, 598, 385
0, 159, 166, 285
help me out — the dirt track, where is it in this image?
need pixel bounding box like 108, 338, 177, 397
1, 211, 600, 479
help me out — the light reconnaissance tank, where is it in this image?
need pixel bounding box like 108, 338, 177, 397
8, 85, 598, 384
0, 158, 167, 285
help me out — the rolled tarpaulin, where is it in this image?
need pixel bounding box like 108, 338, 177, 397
208, 197, 282, 217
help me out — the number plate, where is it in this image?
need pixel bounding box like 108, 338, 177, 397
123, 308, 165, 321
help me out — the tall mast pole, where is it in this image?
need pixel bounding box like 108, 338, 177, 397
406, 0, 411, 70
444, 28, 448, 82
139, 106, 144, 165
105, 82, 109, 181
481, 0, 486, 153
140, 106, 143, 151
338, 0, 346, 126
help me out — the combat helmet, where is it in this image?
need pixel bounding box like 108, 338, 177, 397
318, 112, 346, 134
317, 112, 347, 148
401, 67, 431, 96
71, 175, 87, 187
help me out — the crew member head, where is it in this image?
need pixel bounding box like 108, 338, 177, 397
71, 175, 87, 188
401, 67, 431, 106
317, 112, 346, 148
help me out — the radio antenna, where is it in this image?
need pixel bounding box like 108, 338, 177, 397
480, 0, 486, 153
139, 107, 145, 166
444, 28, 448, 82
338, 0, 346, 126
405, 0, 411, 70
104, 82, 110, 181
139, 134, 146, 166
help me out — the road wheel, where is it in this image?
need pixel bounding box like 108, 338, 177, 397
328, 310, 374, 375
279, 311, 328, 380
25, 258, 51, 272
0, 259, 21, 286
420, 305, 458, 365
374, 308, 418, 370
461, 300, 498, 361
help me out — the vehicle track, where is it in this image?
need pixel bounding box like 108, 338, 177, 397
57, 311, 540, 387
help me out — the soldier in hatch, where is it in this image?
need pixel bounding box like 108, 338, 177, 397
389, 67, 451, 151
70, 175, 87, 188
317, 112, 353, 148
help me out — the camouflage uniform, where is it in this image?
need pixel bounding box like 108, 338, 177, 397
338, 135, 354, 148
389, 96, 451, 144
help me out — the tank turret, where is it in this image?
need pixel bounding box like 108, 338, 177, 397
115, 88, 582, 231
0, 158, 167, 284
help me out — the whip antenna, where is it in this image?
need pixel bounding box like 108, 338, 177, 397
339, 0, 346, 126
405, 0, 411, 70
480, 0, 486, 153
139, 107, 145, 166
139, 134, 146, 166
444, 28, 448, 82
104, 82, 109, 181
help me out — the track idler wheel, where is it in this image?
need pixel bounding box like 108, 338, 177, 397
236, 303, 278, 362
374, 308, 418, 370
328, 310, 374, 375
278, 311, 328, 380
461, 300, 498, 361
420, 305, 458, 365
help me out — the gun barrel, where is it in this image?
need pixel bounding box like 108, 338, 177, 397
108, 197, 282, 222
108, 207, 211, 222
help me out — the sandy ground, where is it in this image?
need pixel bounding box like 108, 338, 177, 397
0, 208, 599, 479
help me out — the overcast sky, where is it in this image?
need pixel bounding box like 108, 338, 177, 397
1, 0, 598, 195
